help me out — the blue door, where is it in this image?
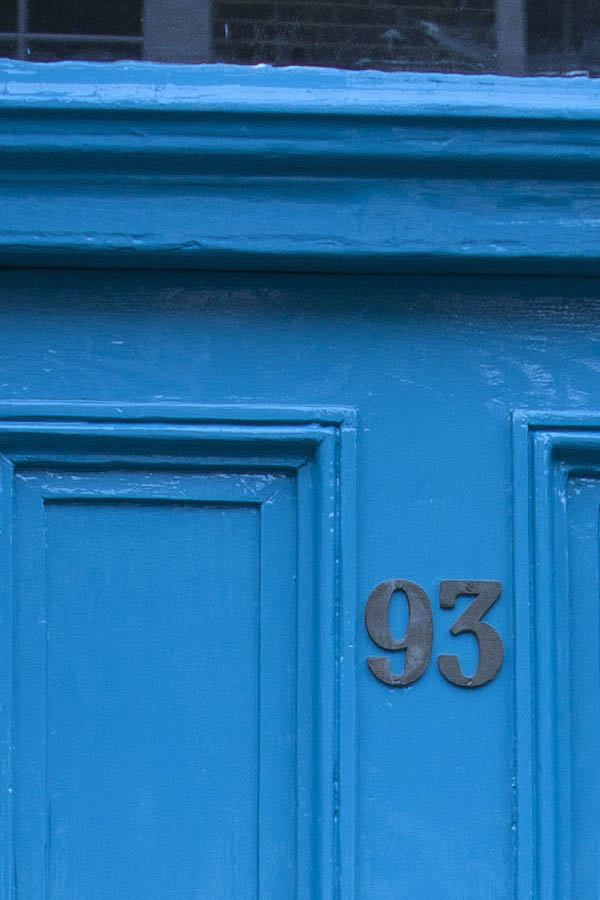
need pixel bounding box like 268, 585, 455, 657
1, 269, 599, 899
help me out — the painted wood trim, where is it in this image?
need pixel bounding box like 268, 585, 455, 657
1, 60, 600, 273
512, 411, 600, 900
0, 403, 357, 900
4, 60, 600, 116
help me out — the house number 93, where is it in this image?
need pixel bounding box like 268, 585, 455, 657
365, 580, 504, 689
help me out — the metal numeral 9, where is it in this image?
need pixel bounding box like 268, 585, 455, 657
365, 579, 503, 689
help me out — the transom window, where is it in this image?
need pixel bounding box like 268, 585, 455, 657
0, 0, 597, 75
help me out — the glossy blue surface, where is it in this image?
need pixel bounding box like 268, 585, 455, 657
2, 56, 600, 900
0, 270, 598, 899
513, 415, 600, 900
1, 401, 356, 900
1, 61, 600, 273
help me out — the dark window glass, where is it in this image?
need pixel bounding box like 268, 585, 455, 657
528, 0, 598, 73
25, 39, 142, 61
28, 0, 142, 37
0, 40, 17, 57
0, 0, 597, 76
212, 2, 495, 71
0, 2, 17, 33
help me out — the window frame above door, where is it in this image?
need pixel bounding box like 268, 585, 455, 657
1, 58, 600, 275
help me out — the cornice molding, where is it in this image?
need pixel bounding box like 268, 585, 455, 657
1, 60, 600, 273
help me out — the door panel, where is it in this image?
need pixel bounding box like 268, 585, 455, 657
1, 415, 355, 900
15, 469, 294, 899
567, 475, 600, 899
514, 421, 600, 900
43, 500, 265, 900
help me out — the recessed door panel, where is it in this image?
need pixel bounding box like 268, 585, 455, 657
44, 500, 263, 899
14, 469, 296, 900
567, 475, 600, 899
514, 419, 600, 900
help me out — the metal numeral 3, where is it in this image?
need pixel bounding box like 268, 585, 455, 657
437, 580, 504, 688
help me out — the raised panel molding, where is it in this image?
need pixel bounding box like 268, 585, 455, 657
0, 403, 357, 900
513, 412, 600, 900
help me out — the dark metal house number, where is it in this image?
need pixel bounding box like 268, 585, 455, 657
365, 580, 504, 689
